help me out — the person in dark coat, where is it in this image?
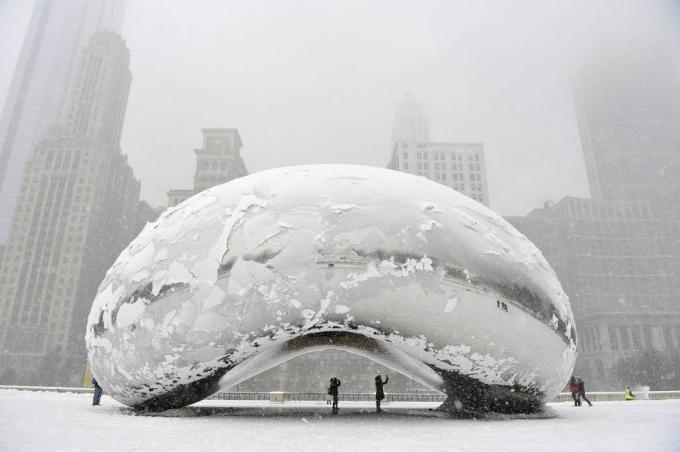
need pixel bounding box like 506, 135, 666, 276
374, 375, 389, 413
576, 377, 592, 406
568, 376, 581, 406
329, 377, 341, 414
92, 377, 102, 406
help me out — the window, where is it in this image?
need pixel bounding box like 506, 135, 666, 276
417, 162, 422, 170
402, 143, 408, 149
608, 325, 619, 350
631, 325, 642, 349
475, 154, 479, 161
663, 326, 675, 350
423, 153, 428, 160
417, 152, 422, 160
423, 162, 429, 170
435, 163, 440, 170
642, 325, 653, 348
441, 173, 447, 181
441, 162, 446, 170
434, 153, 439, 160
620, 326, 631, 349
404, 162, 409, 170
402, 152, 408, 160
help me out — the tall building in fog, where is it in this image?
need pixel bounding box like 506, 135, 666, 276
0, 0, 124, 245
390, 94, 430, 149
507, 46, 680, 389
0, 32, 153, 386
574, 48, 680, 202
167, 129, 248, 207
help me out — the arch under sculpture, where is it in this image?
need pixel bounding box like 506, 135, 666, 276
85, 165, 576, 415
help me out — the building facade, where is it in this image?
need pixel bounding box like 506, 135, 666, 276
0, 0, 124, 244
167, 129, 248, 207
507, 198, 680, 389
388, 141, 490, 206
0, 32, 154, 386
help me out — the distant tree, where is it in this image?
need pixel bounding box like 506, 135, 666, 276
613, 349, 680, 390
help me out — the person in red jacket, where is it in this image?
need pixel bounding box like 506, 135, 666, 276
568, 376, 581, 406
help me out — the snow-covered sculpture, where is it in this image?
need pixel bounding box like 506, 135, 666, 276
85, 165, 576, 414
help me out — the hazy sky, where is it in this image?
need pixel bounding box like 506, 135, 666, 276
1, 0, 679, 215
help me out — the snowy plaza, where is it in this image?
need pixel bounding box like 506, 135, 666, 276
1, 389, 678, 452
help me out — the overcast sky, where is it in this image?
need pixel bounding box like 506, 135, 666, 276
1, 0, 679, 215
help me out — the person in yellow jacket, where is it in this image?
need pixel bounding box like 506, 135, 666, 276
624, 386, 635, 401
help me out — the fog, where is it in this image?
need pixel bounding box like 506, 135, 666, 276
1, 0, 677, 215
1, 0, 680, 400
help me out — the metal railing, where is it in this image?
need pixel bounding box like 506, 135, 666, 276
2, 385, 678, 404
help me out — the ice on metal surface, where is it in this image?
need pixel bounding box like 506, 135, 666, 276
85, 165, 576, 412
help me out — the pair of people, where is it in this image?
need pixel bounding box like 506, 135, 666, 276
568, 376, 592, 407
327, 374, 389, 414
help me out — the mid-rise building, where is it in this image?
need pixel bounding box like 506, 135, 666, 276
167, 129, 247, 207
0, 32, 154, 386
388, 141, 490, 206
507, 198, 680, 389
0, 0, 124, 244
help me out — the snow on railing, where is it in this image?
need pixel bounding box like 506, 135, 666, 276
2, 385, 679, 403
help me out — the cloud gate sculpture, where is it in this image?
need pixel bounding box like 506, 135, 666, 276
86, 165, 576, 415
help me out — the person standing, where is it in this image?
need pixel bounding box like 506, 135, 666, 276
329, 377, 341, 414
576, 377, 593, 406
568, 376, 581, 406
92, 377, 103, 406
624, 386, 635, 401
374, 375, 389, 413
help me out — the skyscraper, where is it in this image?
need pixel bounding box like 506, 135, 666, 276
507, 45, 680, 389
0, 31, 152, 386
573, 47, 680, 202
167, 129, 248, 207
390, 93, 430, 149
0, 0, 124, 244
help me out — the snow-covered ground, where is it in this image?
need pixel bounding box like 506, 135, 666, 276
0, 389, 678, 452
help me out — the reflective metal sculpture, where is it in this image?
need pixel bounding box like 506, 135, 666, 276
85, 165, 576, 414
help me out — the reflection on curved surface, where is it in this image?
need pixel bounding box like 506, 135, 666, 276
85, 165, 576, 414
